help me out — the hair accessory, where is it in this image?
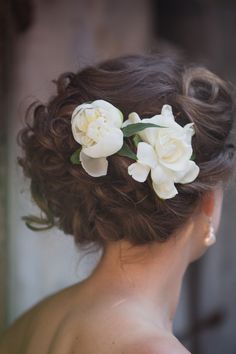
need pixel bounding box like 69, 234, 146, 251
70, 99, 200, 200
204, 217, 216, 247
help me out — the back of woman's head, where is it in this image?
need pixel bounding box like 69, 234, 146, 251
17, 52, 236, 251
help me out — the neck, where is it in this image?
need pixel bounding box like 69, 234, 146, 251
84, 225, 193, 333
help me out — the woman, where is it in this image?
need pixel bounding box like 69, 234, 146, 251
0, 53, 235, 354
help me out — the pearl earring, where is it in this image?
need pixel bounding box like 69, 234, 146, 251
204, 217, 216, 247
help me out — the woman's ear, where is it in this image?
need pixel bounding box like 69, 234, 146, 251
200, 190, 215, 217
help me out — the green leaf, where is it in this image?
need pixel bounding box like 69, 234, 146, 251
117, 143, 137, 160
121, 122, 166, 137
70, 148, 82, 165
190, 152, 196, 161
133, 134, 142, 147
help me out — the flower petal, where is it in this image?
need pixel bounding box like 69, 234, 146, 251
71, 103, 93, 120
161, 104, 175, 122
151, 163, 174, 184
138, 115, 180, 146
152, 180, 178, 199
183, 123, 195, 144
136, 142, 157, 168
137, 116, 162, 145
174, 160, 200, 184
80, 151, 108, 177
151, 160, 179, 199
93, 100, 123, 127
122, 112, 141, 128
157, 140, 193, 171
128, 162, 150, 182
83, 127, 123, 158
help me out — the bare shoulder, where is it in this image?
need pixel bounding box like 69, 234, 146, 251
0, 297, 47, 352
118, 335, 191, 354
0, 282, 81, 353
0, 304, 34, 353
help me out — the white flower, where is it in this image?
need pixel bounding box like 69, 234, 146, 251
125, 104, 200, 199
71, 100, 124, 177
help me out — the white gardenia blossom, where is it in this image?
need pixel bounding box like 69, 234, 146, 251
124, 104, 200, 199
71, 100, 124, 177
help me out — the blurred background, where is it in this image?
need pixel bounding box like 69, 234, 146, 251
0, 0, 236, 353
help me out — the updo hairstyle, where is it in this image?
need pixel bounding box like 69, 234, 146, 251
17, 53, 236, 251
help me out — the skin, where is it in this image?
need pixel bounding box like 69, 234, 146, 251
0, 186, 224, 354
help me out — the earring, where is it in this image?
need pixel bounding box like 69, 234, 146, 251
204, 217, 216, 247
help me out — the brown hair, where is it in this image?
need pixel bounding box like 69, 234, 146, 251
17, 53, 236, 251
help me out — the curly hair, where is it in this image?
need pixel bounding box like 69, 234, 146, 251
17, 53, 236, 251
